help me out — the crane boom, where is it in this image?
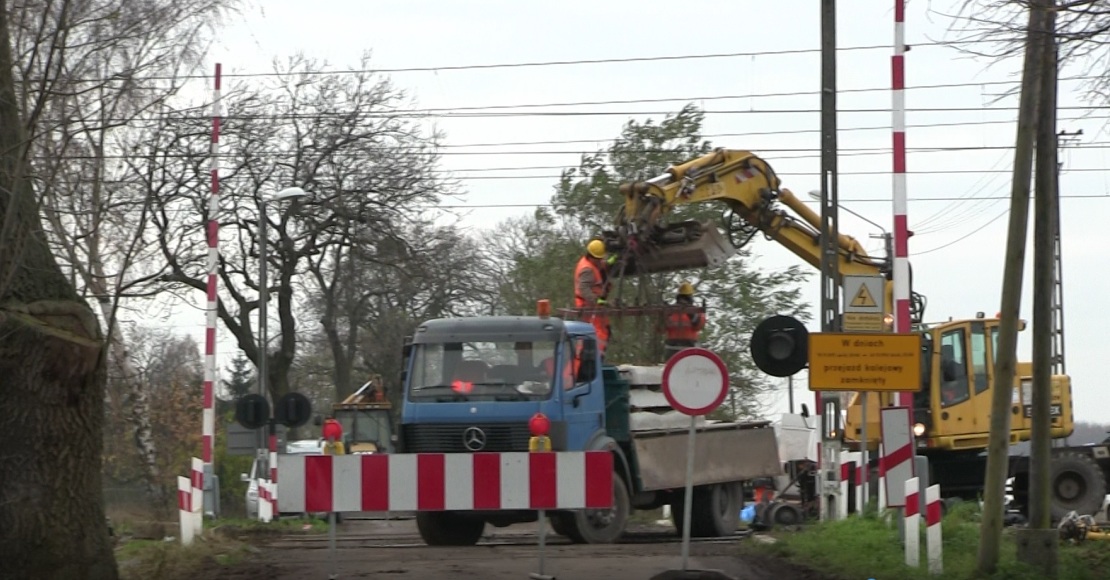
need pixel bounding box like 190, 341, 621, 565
602, 147, 924, 323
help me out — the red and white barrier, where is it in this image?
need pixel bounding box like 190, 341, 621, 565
880, 407, 916, 508
177, 476, 195, 545
838, 451, 859, 517
925, 484, 943, 574
277, 452, 614, 514
904, 476, 920, 566
259, 480, 275, 522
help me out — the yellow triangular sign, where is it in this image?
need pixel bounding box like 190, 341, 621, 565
850, 283, 878, 308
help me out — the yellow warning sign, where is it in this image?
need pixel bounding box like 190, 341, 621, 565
850, 284, 878, 308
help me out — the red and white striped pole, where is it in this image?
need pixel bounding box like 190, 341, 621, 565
925, 484, 943, 574
892, 3, 913, 414
178, 476, 194, 545
202, 63, 222, 477
904, 476, 920, 567
268, 426, 278, 514
190, 457, 204, 535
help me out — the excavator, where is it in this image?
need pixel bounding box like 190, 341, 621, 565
328, 375, 395, 454
596, 148, 1096, 520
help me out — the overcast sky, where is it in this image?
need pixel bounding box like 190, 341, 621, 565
148, 1, 1110, 424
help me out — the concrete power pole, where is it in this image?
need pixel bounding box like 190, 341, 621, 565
1021, 3, 1060, 575
817, 0, 842, 522
977, 1, 1050, 574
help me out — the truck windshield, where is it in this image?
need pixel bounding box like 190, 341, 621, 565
408, 340, 557, 401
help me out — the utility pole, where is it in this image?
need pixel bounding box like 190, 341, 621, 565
977, 1, 1049, 574
817, 0, 842, 522
1022, 3, 1059, 575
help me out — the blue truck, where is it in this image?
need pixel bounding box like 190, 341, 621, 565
396, 306, 784, 545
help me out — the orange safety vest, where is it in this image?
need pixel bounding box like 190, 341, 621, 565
665, 309, 705, 341
574, 256, 609, 307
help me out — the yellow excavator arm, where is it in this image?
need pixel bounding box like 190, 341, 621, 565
604, 147, 914, 319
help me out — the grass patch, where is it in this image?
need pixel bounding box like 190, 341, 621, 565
745, 504, 1110, 580
110, 508, 327, 580
115, 533, 255, 580
206, 515, 329, 537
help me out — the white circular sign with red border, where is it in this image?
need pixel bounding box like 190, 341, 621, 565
662, 348, 729, 416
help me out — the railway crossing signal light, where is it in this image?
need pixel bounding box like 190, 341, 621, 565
234, 392, 314, 429
235, 394, 270, 429
275, 392, 312, 428
750, 314, 809, 377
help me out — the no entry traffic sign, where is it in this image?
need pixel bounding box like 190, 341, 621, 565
662, 347, 729, 416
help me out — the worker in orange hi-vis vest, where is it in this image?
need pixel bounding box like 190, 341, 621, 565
663, 281, 706, 361
573, 239, 617, 355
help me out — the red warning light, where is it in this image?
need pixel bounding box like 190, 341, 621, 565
529, 412, 550, 437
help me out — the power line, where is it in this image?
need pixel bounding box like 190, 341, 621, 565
43, 194, 1109, 219
206, 75, 1109, 115
30, 113, 1110, 150
45, 141, 1110, 163
38, 39, 996, 83
916, 208, 1011, 255
64, 104, 1110, 123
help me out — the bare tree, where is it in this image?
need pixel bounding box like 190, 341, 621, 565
143, 53, 456, 405
8, 0, 238, 508
944, 0, 1110, 102
0, 1, 117, 576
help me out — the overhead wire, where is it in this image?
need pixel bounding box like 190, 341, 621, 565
31, 38, 1006, 83
37, 140, 1110, 162
915, 208, 1012, 255
41, 194, 1110, 219
43, 104, 1110, 124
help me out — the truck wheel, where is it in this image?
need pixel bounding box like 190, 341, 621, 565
549, 512, 577, 538
415, 511, 486, 546
1050, 452, 1107, 520
671, 482, 742, 537
692, 482, 742, 536
563, 473, 630, 544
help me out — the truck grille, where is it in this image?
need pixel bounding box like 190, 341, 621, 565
402, 422, 531, 453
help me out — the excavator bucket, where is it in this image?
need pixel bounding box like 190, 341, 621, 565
615, 221, 737, 277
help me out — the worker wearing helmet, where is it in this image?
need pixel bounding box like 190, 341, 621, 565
574, 239, 617, 355
663, 281, 706, 360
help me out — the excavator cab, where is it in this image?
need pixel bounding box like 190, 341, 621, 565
843, 316, 1074, 453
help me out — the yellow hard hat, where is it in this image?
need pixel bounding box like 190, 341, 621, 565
587, 239, 606, 259
678, 281, 695, 296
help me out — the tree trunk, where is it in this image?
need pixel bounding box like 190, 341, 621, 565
0, 3, 118, 577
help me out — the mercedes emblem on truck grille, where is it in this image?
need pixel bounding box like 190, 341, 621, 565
462, 427, 486, 451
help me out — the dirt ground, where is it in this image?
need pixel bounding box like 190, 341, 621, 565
201, 517, 834, 580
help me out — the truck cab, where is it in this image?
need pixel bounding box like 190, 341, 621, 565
399, 315, 607, 456
398, 315, 625, 545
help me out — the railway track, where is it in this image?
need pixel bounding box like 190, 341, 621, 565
265, 527, 753, 551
